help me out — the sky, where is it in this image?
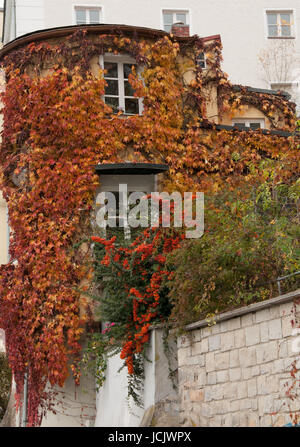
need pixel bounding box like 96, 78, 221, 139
0, 1, 3, 9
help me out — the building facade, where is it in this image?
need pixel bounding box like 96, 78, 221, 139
2, 0, 300, 108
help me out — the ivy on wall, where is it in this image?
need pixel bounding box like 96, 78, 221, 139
0, 29, 298, 424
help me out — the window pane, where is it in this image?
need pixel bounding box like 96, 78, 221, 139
164, 24, 172, 33
89, 9, 100, 24
124, 81, 135, 97
105, 96, 119, 112
76, 9, 86, 25
281, 25, 291, 36
176, 13, 186, 24
249, 123, 261, 130
196, 52, 205, 68
163, 13, 173, 24
280, 13, 291, 25
123, 64, 136, 79
233, 123, 246, 130
267, 13, 277, 25
125, 98, 139, 114
104, 62, 118, 78
105, 80, 119, 96
268, 25, 278, 36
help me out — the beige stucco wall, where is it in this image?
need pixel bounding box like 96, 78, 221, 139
221, 105, 271, 128
177, 289, 300, 427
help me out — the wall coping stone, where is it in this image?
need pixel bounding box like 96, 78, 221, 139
183, 288, 300, 332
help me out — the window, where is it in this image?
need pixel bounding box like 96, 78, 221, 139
101, 55, 143, 115
75, 6, 102, 25
232, 119, 265, 130
162, 10, 189, 33
271, 82, 295, 96
196, 52, 206, 69
95, 166, 164, 240
266, 11, 294, 38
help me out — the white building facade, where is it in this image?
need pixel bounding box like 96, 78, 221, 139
2, 0, 300, 106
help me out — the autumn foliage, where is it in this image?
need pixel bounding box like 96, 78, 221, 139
0, 29, 298, 424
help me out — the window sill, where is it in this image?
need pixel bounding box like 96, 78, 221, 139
267, 36, 295, 39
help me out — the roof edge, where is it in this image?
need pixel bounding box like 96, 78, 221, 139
0, 23, 218, 61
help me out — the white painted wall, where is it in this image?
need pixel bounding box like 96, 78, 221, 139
95, 328, 178, 427
3, 0, 300, 96
15, 0, 44, 37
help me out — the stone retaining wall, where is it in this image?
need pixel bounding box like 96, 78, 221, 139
177, 289, 300, 427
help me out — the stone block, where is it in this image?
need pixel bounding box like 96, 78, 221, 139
258, 395, 274, 417
260, 362, 272, 375
230, 400, 240, 412
237, 381, 247, 399
228, 317, 241, 331
272, 358, 285, 374
259, 322, 269, 342
221, 332, 235, 351
197, 370, 206, 386
240, 398, 252, 410
205, 352, 215, 372
191, 341, 202, 356
239, 346, 257, 367
201, 338, 209, 353
241, 313, 253, 327
223, 382, 237, 400
222, 414, 232, 427
268, 318, 282, 340
248, 412, 259, 427
210, 384, 224, 400
189, 389, 204, 402
247, 378, 257, 397
187, 354, 205, 366
242, 367, 252, 380
207, 371, 216, 385
211, 323, 220, 335
282, 317, 293, 337
216, 370, 229, 383
256, 341, 278, 364
245, 325, 260, 346
229, 349, 239, 368
234, 328, 246, 348
201, 326, 212, 338
178, 347, 189, 366
229, 367, 241, 382
232, 413, 240, 427
209, 415, 222, 427
219, 321, 228, 333
208, 334, 221, 351
251, 365, 260, 377
279, 302, 294, 317
214, 352, 229, 370
255, 308, 270, 323
270, 306, 280, 319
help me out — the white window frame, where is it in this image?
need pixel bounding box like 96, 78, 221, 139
73, 4, 104, 25
264, 9, 296, 39
232, 118, 265, 129
160, 8, 192, 34
99, 54, 144, 116
96, 174, 156, 239
270, 81, 298, 92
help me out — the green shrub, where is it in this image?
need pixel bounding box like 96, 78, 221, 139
166, 177, 300, 326
0, 353, 12, 421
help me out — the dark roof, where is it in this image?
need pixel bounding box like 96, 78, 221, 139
0, 24, 221, 60
95, 162, 169, 175
212, 123, 299, 138
232, 84, 291, 99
